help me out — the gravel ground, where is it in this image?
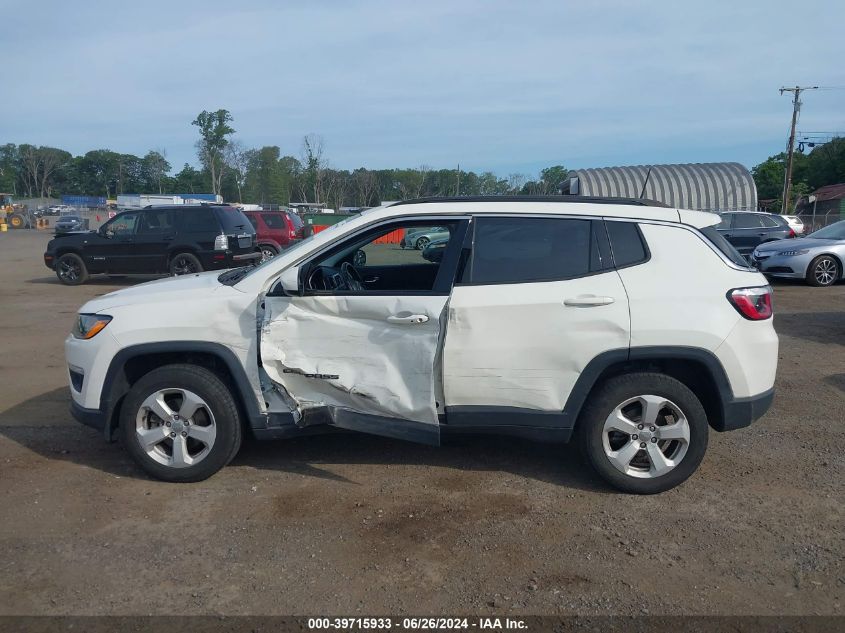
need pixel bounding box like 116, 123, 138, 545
0, 230, 842, 616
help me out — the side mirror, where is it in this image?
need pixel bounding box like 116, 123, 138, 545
277, 265, 301, 296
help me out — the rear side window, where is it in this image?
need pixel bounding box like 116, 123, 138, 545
179, 208, 217, 232
699, 226, 751, 268
261, 213, 286, 229
605, 221, 648, 267
469, 217, 593, 284
733, 213, 764, 229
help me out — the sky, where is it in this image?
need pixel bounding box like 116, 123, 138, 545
2, 0, 844, 177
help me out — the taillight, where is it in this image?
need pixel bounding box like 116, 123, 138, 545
214, 234, 229, 251
289, 227, 297, 240
788, 228, 795, 238
727, 286, 773, 320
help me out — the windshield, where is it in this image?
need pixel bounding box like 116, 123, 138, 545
61, 216, 81, 221
807, 220, 845, 240
219, 213, 365, 285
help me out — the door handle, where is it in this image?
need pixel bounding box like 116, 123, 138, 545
564, 295, 615, 307
387, 314, 430, 324
364, 276, 379, 284
757, 232, 766, 236
163, 235, 175, 241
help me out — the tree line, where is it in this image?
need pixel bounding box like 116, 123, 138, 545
2, 108, 843, 211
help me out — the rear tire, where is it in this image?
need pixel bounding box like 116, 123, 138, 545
577, 373, 709, 494
806, 255, 840, 287
259, 244, 279, 263
120, 364, 242, 482
169, 252, 203, 276
415, 236, 430, 250
55, 253, 89, 285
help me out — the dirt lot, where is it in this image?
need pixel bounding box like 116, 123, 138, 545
0, 230, 842, 616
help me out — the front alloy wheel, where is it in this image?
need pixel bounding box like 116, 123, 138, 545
807, 255, 839, 287
120, 364, 242, 482
135, 388, 217, 468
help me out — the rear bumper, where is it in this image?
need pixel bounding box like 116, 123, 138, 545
714, 388, 775, 432
232, 251, 261, 263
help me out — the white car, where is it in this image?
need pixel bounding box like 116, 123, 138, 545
782, 215, 805, 235
66, 196, 778, 493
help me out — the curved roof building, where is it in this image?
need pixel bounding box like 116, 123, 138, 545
561, 162, 757, 212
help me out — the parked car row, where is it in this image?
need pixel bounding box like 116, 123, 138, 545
44, 205, 261, 285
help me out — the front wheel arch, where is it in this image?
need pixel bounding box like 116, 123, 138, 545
102, 343, 265, 441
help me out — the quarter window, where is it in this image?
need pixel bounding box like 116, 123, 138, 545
469, 217, 593, 284
605, 221, 648, 267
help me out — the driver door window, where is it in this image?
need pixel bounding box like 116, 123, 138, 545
304, 221, 463, 295
104, 213, 139, 238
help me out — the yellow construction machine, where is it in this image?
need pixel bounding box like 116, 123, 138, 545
0, 193, 30, 229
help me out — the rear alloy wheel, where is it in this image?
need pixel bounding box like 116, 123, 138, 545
578, 373, 708, 494
260, 245, 278, 263
169, 252, 203, 276
55, 253, 89, 285
415, 236, 430, 250
807, 255, 840, 287
120, 364, 242, 482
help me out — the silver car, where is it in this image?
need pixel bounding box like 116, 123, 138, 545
400, 226, 450, 250
752, 220, 845, 287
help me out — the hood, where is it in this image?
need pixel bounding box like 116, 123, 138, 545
80, 270, 229, 313
755, 237, 838, 253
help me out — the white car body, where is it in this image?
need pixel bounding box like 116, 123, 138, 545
783, 215, 804, 235
66, 198, 778, 490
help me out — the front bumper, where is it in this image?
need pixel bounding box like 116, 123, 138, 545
751, 252, 812, 279
715, 388, 775, 432
70, 399, 107, 433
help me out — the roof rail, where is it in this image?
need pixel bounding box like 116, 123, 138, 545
389, 195, 669, 207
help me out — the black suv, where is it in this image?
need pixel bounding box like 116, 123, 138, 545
44, 205, 260, 285
716, 212, 794, 257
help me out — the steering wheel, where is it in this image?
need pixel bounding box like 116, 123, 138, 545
341, 262, 364, 292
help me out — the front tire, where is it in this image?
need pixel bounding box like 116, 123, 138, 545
806, 255, 840, 287
55, 253, 89, 285
577, 373, 709, 494
169, 252, 203, 276
120, 364, 242, 482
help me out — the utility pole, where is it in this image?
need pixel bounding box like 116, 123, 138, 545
456, 163, 461, 196
779, 85, 818, 213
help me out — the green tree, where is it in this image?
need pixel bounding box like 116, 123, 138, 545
142, 150, 171, 193
192, 109, 235, 195
805, 138, 845, 190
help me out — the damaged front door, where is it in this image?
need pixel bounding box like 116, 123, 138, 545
260, 217, 469, 445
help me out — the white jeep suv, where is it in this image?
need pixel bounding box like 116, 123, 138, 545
66, 197, 778, 493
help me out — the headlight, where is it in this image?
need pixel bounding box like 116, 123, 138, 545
72, 314, 112, 339
777, 249, 809, 257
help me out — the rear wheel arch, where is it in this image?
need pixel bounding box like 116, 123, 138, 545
566, 347, 731, 432
101, 343, 263, 441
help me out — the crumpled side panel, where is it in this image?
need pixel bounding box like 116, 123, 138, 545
260, 295, 447, 425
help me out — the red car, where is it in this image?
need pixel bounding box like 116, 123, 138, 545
243, 210, 305, 261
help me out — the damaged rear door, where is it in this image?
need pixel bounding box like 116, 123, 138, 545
260, 217, 469, 445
